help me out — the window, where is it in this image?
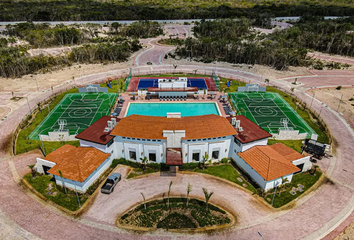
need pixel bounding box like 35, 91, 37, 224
106, 139, 114, 148
192, 152, 200, 161
234, 137, 242, 147
129, 151, 136, 160
212, 150, 219, 160
149, 153, 156, 162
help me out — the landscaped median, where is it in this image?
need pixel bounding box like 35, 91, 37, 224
118, 197, 235, 232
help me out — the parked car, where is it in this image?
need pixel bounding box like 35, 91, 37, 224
101, 173, 121, 194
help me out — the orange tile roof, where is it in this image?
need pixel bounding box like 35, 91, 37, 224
46, 145, 110, 182
110, 114, 237, 140
238, 143, 301, 181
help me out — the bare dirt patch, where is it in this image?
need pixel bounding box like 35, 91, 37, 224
165, 58, 311, 80
309, 88, 354, 126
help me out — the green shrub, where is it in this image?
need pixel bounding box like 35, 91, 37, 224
221, 158, 229, 163
157, 213, 197, 229
336, 85, 342, 90
179, 162, 199, 171
110, 159, 119, 168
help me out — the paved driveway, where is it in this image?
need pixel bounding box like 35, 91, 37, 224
83, 165, 272, 226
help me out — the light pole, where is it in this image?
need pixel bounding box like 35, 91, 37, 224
258, 231, 264, 240
310, 91, 315, 109
337, 92, 344, 112
26, 96, 32, 114
74, 182, 81, 208
271, 182, 279, 206
32, 75, 39, 91
319, 103, 325, 118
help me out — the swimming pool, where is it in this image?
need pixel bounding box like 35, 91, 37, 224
125, 103, 220, 117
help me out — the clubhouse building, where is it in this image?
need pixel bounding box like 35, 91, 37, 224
35, 113, 312, 192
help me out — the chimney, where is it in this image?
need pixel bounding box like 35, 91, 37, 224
238, 127, 244, 132
111, 118, 117, 127
107, 120, 113, 130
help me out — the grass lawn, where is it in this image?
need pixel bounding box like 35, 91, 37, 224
195, 164, 256, 193
220, 78, 246, 93
16, 88, 79, 155
24, 174, 87, 211
268, 139, 304, 152
267, 86, 329, 143
265, 171, 323, 208
99, 78, 125, 93
127, 167, 159, 179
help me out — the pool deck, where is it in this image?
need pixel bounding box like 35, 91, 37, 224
118, 92, 229, 118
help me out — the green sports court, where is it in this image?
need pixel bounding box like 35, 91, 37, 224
29, 92, 117, 140
228, 92, 316, 138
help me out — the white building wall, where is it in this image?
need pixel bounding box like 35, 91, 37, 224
112, 136, 165, 163
241, 138, 269, 152
292, 156, 312, 172
263, 174, 294, 191
35, 158, 56, 174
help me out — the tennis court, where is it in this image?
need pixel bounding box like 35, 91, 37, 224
228, 92, 316, 137
126, 77, 218, 91
29, 92, 117, 140
136, 78, 207, 90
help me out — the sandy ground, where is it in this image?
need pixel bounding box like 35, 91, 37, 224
335, 223, 354, 240
165, 57, 312, 80
309, 88, 354, 125
0, 107, 6, 118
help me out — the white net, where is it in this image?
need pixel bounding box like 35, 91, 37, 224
58, 119, 67, 132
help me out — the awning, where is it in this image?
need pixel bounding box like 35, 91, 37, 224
209, 92, 216, 95
166, 148, 183, 166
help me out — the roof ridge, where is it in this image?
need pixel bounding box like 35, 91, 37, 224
255, 146, 272, 180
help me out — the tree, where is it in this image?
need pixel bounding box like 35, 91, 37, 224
141, 192, 146, 210
58, 169, 67, 194
202, 188, 214, 212
201, 153, 209, 170
140, 156, 148, 173
111, 22, 121, 35
186, 183, 192, 207
279, 177, 289, 196
167, 181, 173, 208
173, 64, 178, 74
28, 164, 36, 179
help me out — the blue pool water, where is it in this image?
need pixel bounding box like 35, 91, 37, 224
126, 103, 220, 117
137, 78, 207, 90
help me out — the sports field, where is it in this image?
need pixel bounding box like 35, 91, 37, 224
29, 92, 117, 140
228, 92, 316, 137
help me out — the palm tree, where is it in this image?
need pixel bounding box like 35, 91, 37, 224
186, 183, 192, 207
202, 188, 214, 212
140, 156, 148, 173
167, 181, 173, 208
28, 164, 36, 179
141, 192, 146, 210
279, 177, 289, 196
201, 153, 209, 170
58, 169, 67, 194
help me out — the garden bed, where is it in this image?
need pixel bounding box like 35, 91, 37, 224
264, 170, 323, 208
119, 197, 233, 231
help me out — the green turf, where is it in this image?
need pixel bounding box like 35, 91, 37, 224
29, 92, 117, 140
228, 92, 317, 138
